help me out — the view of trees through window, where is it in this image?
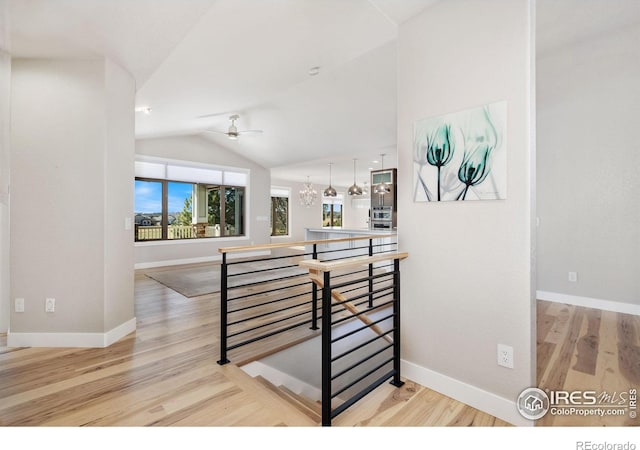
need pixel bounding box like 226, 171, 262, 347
322, 202, 342, 227
270, 196, 289, 236
134, 178, 244, 241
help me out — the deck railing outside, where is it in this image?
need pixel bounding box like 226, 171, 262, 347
135, 224, 230, 241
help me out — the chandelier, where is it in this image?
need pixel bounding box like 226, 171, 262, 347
299, 176, 318, 207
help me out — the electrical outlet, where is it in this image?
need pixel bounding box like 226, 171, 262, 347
45, 298, 55, 313
568, 272, 578, 282
15, 298, 25, 313
497, 344, 514, 369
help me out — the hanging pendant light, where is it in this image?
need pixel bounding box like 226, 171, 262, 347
299, 176, 317, 207
373, 153, 391, 195
323, 163, 337, 197
347, 159, 363, 196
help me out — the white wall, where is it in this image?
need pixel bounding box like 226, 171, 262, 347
397, 0, 535, 425
135, 135, 271, 267
537, 25, 640, 307
104, 59, 136, 331
9, 58, 136, 345
0, 50, 10, 333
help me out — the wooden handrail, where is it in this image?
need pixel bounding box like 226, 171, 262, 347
219, 234, 397, 254
298, 252, 408, 273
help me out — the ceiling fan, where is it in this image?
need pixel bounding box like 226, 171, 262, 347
204, 114, 263, 140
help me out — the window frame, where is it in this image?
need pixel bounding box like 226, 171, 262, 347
322, 194, 343, 228
134, 177, 246, 242
270, 190, 290, 237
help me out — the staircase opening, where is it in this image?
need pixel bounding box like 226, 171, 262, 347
241, 305, 394, 407
217, 235, 407, 425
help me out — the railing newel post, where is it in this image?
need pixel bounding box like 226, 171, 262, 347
217, 252, 230, 365
310, 243, 319, 330
321, 270, 332, 427
368, 238, 374, 309
390, 257, 404, 387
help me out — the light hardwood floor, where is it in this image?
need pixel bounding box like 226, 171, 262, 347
0, 269, 509, 427
536, 300, 640, 426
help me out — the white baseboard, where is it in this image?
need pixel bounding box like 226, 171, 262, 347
7, 317, 137, 348
134, 250, 271, 270
537, 291, 640, 315
104, 317, 137, 347
401, 359, 532, 427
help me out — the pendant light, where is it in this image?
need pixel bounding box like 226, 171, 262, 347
373, 153, 391, 195
347, 159, 363, 196
299, 176, 317, 207
323, 163, 337, 197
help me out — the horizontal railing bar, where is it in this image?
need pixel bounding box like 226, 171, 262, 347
228, 300, 313, 326
337, 276, 393, 296
331, 343, 394, 381
227, 263, 304, 278
333, 285, 393, 305
228, 280, 311, 299
227, 272, 308, 290
321, 289, 393, 319
315, 245, 371, 256
331, 300, 395, 326
336, 294, 393, 316
331, 267, 370, 279
226, 252, 312, 266
370, 241, 398, 247
332, 330, 394, 363
315, 251, 370, 262
220, 234, 396, 254
330, 370, 396, 419
331, 314, 394, 344
227, 319, 314, 350
331, 357, 394, 399
228, 309, 312, 338
330, 271, 395, 291
228, 291, 310, 313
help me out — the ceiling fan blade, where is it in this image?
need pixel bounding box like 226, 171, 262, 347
203, 129, 229, 136
196, 110, 237, 119
238, 130, 263, 135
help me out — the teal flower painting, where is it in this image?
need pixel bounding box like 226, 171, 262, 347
413, 101, 507, 202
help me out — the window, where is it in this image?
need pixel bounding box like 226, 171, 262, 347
270, 187, 290, 236
134, 159, 248, 242
322, 194, 343, 227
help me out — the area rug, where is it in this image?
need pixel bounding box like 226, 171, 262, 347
146, 265, 222, 298
145, 256, 308, 298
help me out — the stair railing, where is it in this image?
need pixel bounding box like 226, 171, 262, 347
299, 252, 408, 426
217, 235, 398, 365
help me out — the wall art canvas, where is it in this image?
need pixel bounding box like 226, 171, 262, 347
413, 101, 507, 202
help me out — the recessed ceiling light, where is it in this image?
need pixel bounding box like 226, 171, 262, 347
308, 66, 320, 76
372, 160, 379, 164
135, 107, 152, 114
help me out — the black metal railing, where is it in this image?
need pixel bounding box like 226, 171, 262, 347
217, 235, 397, 364
216, 234, 405, 426
308, 254, 406, 426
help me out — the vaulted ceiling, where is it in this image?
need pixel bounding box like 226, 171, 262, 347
4, 0, 640, 187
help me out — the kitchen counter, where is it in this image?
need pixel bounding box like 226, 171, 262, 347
305, 227, 397, 256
